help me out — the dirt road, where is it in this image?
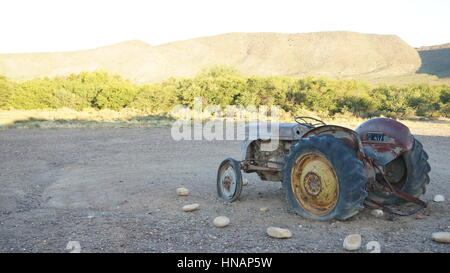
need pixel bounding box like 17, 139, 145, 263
0, 127, 449, 252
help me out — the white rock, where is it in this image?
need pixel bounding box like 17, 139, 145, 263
366, 241, 381, 253
213, 216, 230, 228
343, 234, 362, 251
432, 232, 450, 243
182, 203, 199, 212
260, 207, 269, 212
176, 187, 189, 196
433, 194, 445, 202
371, 209, 384, 217
243, 178, 249, 186
266, 227, 292, 239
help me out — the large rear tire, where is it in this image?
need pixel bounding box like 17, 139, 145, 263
368, 138, 431, 205
283, 134, 368, 221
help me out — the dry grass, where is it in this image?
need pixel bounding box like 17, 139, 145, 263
1, 108, 449, 137
0, 108, 173, 129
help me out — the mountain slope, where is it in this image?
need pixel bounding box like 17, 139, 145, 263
417, 43, 450, 78
0, 32, 422, 83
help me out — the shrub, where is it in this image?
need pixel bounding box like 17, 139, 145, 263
0, 75, 15, 109
1, 68, 448, 119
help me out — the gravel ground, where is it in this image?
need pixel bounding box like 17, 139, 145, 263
0, 127, 449, 253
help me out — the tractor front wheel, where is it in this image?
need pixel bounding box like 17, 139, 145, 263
283, 135, 368, 221
217, 158, 243, 202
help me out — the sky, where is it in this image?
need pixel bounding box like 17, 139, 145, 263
0, 0, 449, 53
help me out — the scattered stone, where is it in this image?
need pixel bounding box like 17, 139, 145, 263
266, 227, 292, 239
432, 232, 450, 243
213, 216, 230, 228
87, 215, 94, 219
371, 209, 384, 217
343, 234, 362, 251
433, 195, 445, 202
366, 241, 381, 253
176, 187, 189, 196
182, 203, 199, 212
243, 178, 249, 186
260, 207, 269, 212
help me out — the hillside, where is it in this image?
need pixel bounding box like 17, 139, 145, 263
0, 32, 424, 84
417, 43, 450, 78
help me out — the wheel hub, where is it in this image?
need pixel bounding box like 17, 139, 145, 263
291, 152, 339, 216
220, 166, 236, 198
304, 172, 322, 196
223, 176, 232, 191
383, 156, 406, 185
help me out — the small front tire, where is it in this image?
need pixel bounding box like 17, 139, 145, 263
217, 158, 243, 202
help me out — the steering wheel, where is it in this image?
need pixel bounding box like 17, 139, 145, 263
294, 116, 326, 128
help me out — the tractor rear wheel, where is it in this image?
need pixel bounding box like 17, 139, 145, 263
283, 134, 368, 221
368, 138, 431, 205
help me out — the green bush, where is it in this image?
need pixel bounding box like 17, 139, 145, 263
0, 75, 15, 109
94, 80, 140, 110
7, 78, 85, 110
0, 68, 448, 119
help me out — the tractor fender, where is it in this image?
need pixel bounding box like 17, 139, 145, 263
302, 125, 366, 160
301, 125, 376, 187
241, 139, 255, 161
355, 118, 414, 166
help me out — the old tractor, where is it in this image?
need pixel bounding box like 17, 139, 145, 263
216, 117, 431, 221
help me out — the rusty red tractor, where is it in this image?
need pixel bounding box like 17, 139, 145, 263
216, 117, 430, 221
